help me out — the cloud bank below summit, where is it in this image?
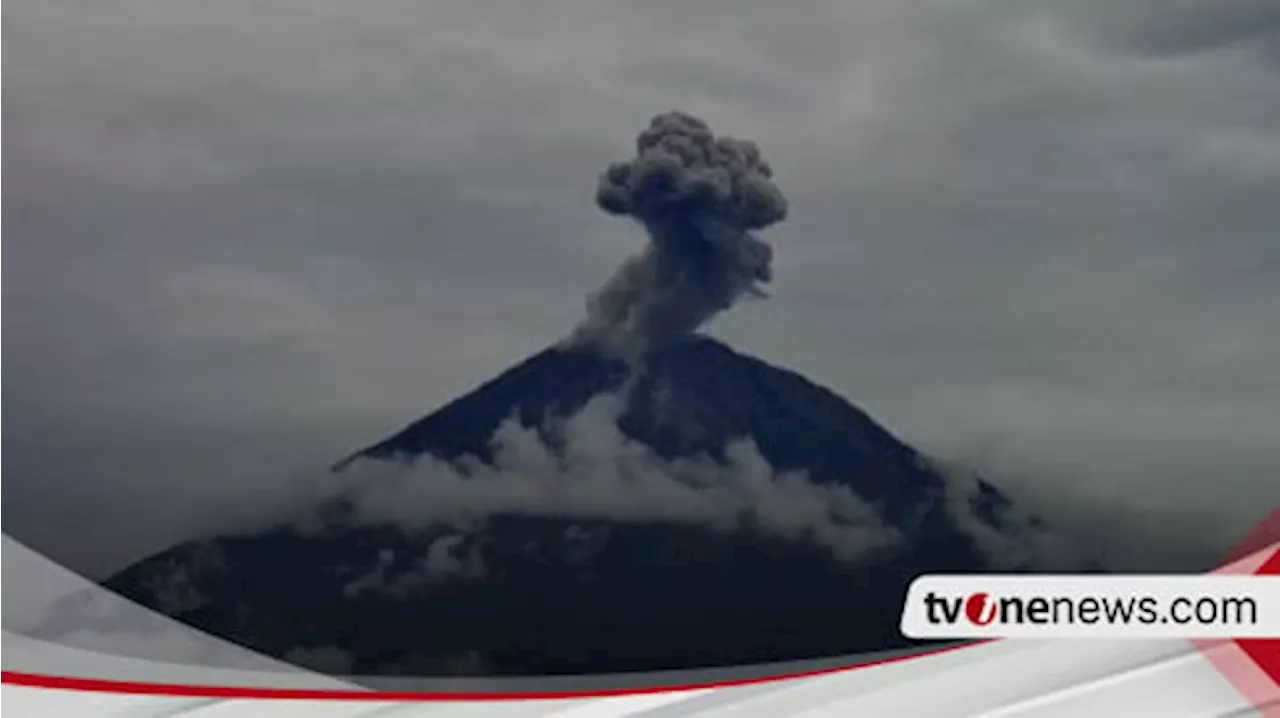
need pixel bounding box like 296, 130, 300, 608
319, 392, 905, 565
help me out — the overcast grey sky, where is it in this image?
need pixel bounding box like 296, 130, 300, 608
4, 0, 1279, 577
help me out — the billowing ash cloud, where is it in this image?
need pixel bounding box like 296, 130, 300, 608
569, 111, 788, 353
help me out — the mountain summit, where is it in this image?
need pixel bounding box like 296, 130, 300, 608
104, 335, 1021, 676
103, 113, 1029, 676
346, 337, 939, 501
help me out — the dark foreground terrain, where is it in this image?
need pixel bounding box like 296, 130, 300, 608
106, 336, 1021, 676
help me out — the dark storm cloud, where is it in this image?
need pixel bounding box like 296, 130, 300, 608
1054, 0, 1280, 57
3, 0, 1278, 576
571, 111, 787, 353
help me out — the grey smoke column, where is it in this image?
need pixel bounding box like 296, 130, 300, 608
570, 111, 788, 353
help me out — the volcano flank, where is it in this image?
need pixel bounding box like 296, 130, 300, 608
102, 112, 1038, 677
104, 336, 1024, 676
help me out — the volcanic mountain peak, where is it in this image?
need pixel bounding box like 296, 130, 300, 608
92, 112, 1042, 676
101, 335, 1030, 676
337, 335, 943, 517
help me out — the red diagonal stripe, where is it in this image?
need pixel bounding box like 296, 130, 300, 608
1200, 508, 1280, 709
1236, 548, 1280, 687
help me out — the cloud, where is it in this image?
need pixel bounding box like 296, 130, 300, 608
570, 111, 788, 354
327, 391, 902, 564
341, 538, 488, 599
1050, 0, 1280, 57
3, 0, 1276, 578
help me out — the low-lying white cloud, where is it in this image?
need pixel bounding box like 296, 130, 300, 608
341, 538, 488, 599
325, 391, 903, 564
938, 463, 1095, 572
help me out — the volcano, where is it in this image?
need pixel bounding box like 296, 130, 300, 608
103, 335, 1026, 677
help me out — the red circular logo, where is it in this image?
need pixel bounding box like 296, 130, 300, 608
965, 592, 997, 625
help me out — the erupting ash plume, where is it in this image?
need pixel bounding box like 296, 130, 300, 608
569, 111, 788, 354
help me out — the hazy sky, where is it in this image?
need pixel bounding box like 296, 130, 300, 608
5, 0, 1279, 577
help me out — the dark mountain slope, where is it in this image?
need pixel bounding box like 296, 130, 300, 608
105, 336, 1016, 676
338, 336, 955, 519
